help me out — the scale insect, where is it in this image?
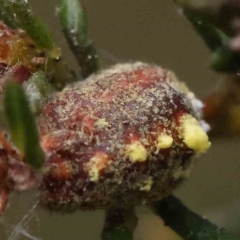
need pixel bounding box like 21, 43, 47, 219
0, 1, 213, 240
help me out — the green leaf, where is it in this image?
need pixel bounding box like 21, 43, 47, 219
24, 71, 54, 114
4, 0, 59, 58
0, 0, 17, 28
183, 9, 229, 51
59, 0, 98, 78
59, 0, 89, 46
184, 8, 240, 73
152, 195, 239, 240
4, 83, 44, 169
211, 47, 240, 73
173, 0, 240, 73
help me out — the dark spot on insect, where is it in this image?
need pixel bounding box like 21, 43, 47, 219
28, 43, 36, 49
39, 52, 46, 57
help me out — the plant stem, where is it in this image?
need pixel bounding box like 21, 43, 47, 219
101, 208, 135, 240
59, 0, 98, 78
152, 195, 239, 240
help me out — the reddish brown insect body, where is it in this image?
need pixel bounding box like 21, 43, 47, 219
0, 19, 210, 213
0, 22, 210, 213
38, 62, 210, 211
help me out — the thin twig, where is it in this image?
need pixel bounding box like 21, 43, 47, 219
101, 208, 135, 240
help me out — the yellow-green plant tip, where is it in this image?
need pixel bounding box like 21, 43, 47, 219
4, 83, 45, 169
24, 71, 54, 115
28, 71, 53, 96
59, 0, 98, 78
4, 0, 58, 54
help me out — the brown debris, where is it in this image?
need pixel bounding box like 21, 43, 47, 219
0, 132, 36, 215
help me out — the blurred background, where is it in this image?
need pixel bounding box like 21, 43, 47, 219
1, 0, 240, 239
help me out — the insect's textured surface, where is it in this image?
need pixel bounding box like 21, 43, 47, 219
38, 62, 210, 211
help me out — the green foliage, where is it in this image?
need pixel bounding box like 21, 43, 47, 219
0, 0, 238, 238
3, 0, 59, 58
25, 71, 54, 114
153, 196, 239, 240
4, 83, 44, 169
0, 0, 17, 28
174, 0, 240, 73
183, 9, 228, 51
59, 0, 98, 78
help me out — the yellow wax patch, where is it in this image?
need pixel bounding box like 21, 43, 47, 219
157, 134, 173, 150
181, 114, 211, 153
95, 118, 109, 128
89, 165, 99, 182
140, 177, 154, 191
87, 153, 108, 182
126, 141, 148, 163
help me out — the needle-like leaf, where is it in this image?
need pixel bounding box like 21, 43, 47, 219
4, 82, 45, 169
0, 0, 17, 28
152, 195, 239, 240
59, 0, 98, 78
174, 0, 240, 73
4, 0, 60, 58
